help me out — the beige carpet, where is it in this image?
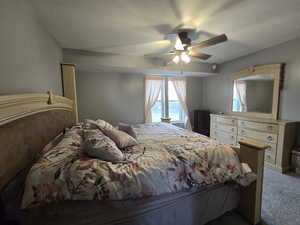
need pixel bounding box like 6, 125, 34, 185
261, 168, 300, 225
206, 168, 300, 225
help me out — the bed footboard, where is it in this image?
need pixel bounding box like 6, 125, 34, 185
233, 140, 268, 225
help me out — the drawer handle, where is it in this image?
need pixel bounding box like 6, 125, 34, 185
231, 128, 234, 132
267, 136, 273, 141
241, 121, 245, 125
267, 155, 271, 160
232, 120, 235, 123
267, 126, 273, 130
241, 130, 245, 134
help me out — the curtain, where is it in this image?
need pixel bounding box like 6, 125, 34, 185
235, 80, 247, 112
170, 77, 192, 130
145, 77, 164, 123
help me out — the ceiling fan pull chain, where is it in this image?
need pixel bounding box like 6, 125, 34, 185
180, 61, 183, 76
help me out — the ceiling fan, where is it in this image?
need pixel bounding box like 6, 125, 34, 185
166, 32, 228, 64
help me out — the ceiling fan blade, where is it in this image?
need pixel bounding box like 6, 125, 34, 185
145, 51, 176, 58
189, 51, 212, 60
190, 34, 228, 50
165, 51, 176, 55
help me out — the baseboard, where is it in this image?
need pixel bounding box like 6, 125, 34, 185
265, 163, 290, 173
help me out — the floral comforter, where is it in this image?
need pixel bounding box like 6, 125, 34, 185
21, 123, 255, 208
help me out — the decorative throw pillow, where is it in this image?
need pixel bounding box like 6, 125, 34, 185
118, 123, 137, 139
83, 119, 114, 131
104, 128, 138, 149
83, 129, 124, 162
95, 119, 114, 130
83, 119, 99, 129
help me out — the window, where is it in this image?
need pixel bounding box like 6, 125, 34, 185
232, 82, 242, 112
151, 78, 185, 123
151, 91, 163, 122
232, 81, 247, 112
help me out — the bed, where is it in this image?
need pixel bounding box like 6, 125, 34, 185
0, 92, 267, 225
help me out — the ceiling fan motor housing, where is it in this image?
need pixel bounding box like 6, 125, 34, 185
178, 31, 191, 47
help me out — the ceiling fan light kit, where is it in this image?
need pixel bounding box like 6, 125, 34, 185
180, 52, 191, 63
167, 31, 228, 64
172, 52, 191, 64
172, 55, 180, 64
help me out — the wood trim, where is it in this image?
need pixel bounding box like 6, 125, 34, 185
233, 140, 267, 225
61, 64, 79, 123
0, 92, 73, 126
170, 77, 185, 81
229, 63, 284, 120
145, 76, 164, 80
265, 162, 290, 173
230, 64, 283, 79
239, 140, 269, 150
210, 113, 297, 125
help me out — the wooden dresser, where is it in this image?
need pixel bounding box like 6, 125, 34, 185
210, 113, 298, 173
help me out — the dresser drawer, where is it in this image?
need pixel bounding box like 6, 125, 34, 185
265, 152, 276, 164
266, 143, 277, 157
210, 128, 216, 139
210, 116, 217, 123
238, 120, 278, 134
216, 117, 237, 126
238, 128, 277, 143
211, 122, 237, 134
214, 130, 237, 146
237, 136, 277, 156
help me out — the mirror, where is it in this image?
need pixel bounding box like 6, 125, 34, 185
230, 64, 284, 120
232, 74, 274, 113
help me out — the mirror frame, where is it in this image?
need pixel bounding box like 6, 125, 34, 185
229, 63, 284, 120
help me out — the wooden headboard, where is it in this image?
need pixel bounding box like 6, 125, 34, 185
0, 92, 76, 191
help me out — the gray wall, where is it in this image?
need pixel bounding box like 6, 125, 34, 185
76, 71, 145, 125
201, 37, 300, 145
186, 76, 203, 126
202, 74, 232, 114
76, 71, 203, 126
0, 0, 62, 95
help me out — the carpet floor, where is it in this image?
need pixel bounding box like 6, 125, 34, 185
206, 168, 300, 225
262, 168, 300, 225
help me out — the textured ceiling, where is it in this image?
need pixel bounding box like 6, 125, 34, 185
31, 0, 300, 63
